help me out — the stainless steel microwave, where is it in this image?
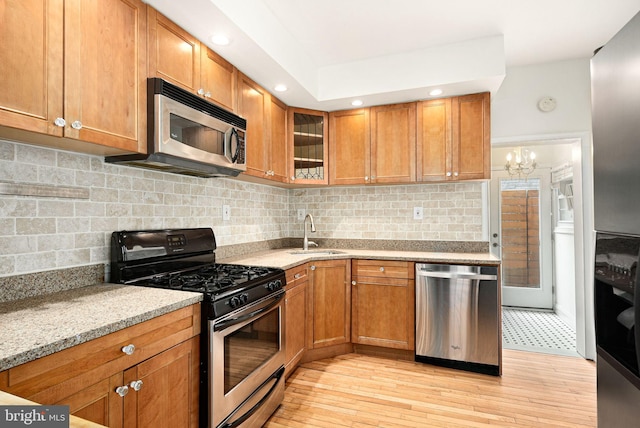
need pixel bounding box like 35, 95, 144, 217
106, 78, 247, 177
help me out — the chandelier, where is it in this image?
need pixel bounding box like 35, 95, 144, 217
505, 147, 536, 178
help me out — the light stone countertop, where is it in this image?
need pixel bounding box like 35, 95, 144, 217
0, 284, 202, 371
219, 248, 501, 270
0, 248, 497, 372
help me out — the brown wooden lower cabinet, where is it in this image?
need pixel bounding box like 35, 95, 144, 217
351, 260, 415, 350
123, 338, 199, 428
306, 259, 351, 349
0, 304, 201, 428
284, 264, 308, 377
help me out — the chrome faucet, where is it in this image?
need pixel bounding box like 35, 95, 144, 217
303, 213, 318, 251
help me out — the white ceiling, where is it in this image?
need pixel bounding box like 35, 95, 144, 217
145, 0, 640, 111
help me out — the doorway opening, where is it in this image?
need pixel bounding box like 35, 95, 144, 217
490, 138, 581, 357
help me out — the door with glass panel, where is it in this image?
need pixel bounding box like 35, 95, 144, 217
490, 170, 553, 309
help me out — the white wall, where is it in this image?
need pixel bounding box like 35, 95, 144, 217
492, 58, 593, 138
490, 58, 595, 359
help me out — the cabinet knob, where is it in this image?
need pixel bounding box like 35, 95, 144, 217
54, 117, 66, 127
121, 344, 136, 355
454, 172, 459, 177
205, 91, 211, 98
290, 176, 296, 181
365, 176, 369, 181
71, 120, 82, 130
294, 273, 301, 279
446, 172, 452, 177
310, 265, 316, 271
130, 380, 143, 391
197, 88, 205, 96
115, 385, 129, 397
371, 175, 376, 180
351, 280, 356, 285
379, 267, 385, 272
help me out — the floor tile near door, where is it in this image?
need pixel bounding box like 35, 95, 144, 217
502, 307, 579, 357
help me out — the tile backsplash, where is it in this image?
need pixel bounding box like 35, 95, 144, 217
0, 140, 485, 276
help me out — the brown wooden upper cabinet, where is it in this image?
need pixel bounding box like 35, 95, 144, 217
238, 73, 288, 182
329, 108, 370, 185
417, 92, 491, 182
329, 103, 416, 185
147, 7, 237, 112
370, 103, 417, 183
268, 95, 289, 183
0, 0, 147, 155
289, 108, 329, 185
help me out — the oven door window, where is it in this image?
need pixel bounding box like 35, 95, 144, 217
224, 308, 280, 394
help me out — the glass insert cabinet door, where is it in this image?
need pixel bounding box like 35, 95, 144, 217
288, 108, 329, 184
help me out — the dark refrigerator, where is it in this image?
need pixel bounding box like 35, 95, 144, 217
591, 10, 640, 427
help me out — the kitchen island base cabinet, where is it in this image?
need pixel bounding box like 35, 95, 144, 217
306, 260, 351, 350
0, 304, 201, 428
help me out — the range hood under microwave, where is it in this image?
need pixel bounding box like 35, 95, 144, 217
106, 78, 247, 178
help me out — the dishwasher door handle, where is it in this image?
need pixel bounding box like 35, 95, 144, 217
416, 270, 497, 281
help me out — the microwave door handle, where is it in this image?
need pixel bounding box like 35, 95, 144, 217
225, 127, 240, 163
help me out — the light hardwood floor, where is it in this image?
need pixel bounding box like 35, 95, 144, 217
265, 350, 596, 427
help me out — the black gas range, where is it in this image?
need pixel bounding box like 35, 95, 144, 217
110, 228, 286, 428
109, 227, 285, 319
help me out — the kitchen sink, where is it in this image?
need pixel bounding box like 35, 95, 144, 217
288, 249, 344, 255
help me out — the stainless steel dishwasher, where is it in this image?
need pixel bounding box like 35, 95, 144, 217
415, 263, 501, 376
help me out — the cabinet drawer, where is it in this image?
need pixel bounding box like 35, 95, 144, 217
352, 260, 414, 279
286, 263, 309, 289
0, 303, 201, 402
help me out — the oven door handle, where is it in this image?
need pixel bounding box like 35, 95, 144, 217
214, 292, 283, 332
218, 365, 285, 428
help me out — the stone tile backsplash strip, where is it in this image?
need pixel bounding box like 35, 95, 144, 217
0, 140, 485, 276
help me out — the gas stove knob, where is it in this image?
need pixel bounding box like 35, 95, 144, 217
229, 296, 241, 308
266, 280, 282, 291
240, 293, 249, 304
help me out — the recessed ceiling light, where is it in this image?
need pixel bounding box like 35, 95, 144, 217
211, 34, 230, 46
429, 89, 443, 96
351, 100, 363, 106
274, 84, 288, 92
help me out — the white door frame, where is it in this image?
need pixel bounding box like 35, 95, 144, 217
491, 132, 595, 360
491, 169, 553, 309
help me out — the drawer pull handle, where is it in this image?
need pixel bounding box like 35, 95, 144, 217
121, 344, 136, 355
294, 273, 301, 279
115, 385, 129, 397
130, 380, 144, 391
380, 267, 385, 272
310, 265, 316, 271
351, 281, 356, 286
